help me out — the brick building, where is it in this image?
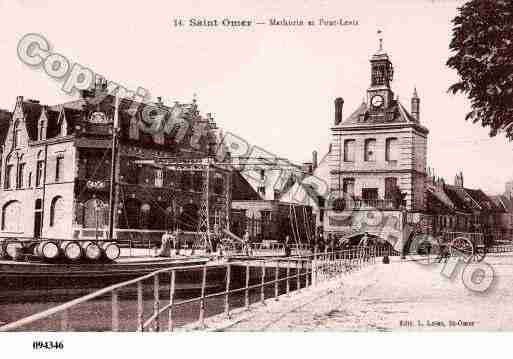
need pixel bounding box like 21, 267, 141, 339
0, 84, 221, 243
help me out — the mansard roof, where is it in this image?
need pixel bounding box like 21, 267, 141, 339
337, 99, 428, 133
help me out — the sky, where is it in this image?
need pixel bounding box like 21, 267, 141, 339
0, 0, 511, 194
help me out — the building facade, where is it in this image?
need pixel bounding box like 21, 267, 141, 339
0, 84, 222, 243
324, 41, 428, 242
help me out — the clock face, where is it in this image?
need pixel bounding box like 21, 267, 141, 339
371, 95, 384, 108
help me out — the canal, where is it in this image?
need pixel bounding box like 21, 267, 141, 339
0, 264, 307, 331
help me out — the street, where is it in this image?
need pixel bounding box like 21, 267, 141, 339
218, 255, 513, 331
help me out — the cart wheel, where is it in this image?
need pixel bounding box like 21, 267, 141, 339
449, 236, 474, 259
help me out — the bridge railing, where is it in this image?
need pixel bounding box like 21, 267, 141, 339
0, 247, 378, 332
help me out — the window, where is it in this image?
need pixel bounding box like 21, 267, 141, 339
17, 160, 25, 188
386, 137, 399, 162
55, 154, 64, 182
13, 120, 21, 148
4, 154, 15, 189
364, 139, 376, 162
2, 200, 21, 232
36, 151, 45, 187
343, 139, 355, 162
5, 164, 13, 189
38, 119, 46, 140
342, 178, 355, 197
129, 117, 140, 140
362, 188, 378, 201
155, 168, 163, 187
83, 198, 107, 228
384, 177, 398, 199
50, 196, 65, 226
140, 203, 151, 229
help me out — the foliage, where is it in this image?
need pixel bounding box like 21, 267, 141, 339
447, 0, 513, 138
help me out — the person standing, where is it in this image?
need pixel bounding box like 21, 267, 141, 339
173, 229, 180, 255
284, 235, 291, 257
157, 230, 173, 257
243, 231, 251, 256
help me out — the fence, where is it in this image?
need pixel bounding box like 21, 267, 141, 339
0, 247, 378, 332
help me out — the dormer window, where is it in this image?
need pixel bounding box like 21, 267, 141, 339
38, 119, 46, 140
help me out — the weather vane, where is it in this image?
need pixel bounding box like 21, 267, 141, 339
377, 29, 383, 51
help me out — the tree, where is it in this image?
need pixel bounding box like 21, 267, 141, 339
447, 0, 513, 139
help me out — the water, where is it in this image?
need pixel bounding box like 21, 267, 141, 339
0, 265, 306, 331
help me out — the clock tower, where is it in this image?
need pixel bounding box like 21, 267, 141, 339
326, 34, 430, 239
367, 36, 395, 114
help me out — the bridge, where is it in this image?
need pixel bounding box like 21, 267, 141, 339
0, 246, 382, 331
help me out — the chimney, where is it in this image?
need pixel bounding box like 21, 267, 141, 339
312, 151, 318, 171
334, 97, 344, 125
454, 171, 464, 188
411, 87, 420, 121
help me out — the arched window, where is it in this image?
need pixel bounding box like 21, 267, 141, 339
213, 174, 224, 194
16, 154, 25, 188
38, 119, 46, 140
13, 120, 21, 148
4, 154, 16, 189
343, 139, 355, 162
36, 150, 45, 187
2, 200, 21, 232
140, 203, 151, 229
364, 139, 376, 162
83, 198, 107, 228
50, 196, 65, 227
385, 137, 399, 162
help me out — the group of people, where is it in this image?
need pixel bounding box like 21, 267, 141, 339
157, 228, 228, 257
157, 229, 183, 257
157, 228, 340, 258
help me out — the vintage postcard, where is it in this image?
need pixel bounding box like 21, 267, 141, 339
0, 0, 512, 356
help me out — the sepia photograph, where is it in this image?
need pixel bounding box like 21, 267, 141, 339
0, 0, 512, 357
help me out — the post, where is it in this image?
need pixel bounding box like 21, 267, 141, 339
286, 260, 290, 295
153, 274, 160, 332
305, 258, 310, 287
245, 262, 250, 310
199, 264, 207, 327
224, 264, 231, 317
260, 261, 265, 305
108, 95, 119, 241
168, 270, 176, 331
60, 309, 69, 331
112, 289, 119, 332
296, 259, 300, 291
137, 281, 143, 331
274, 261, 279, 300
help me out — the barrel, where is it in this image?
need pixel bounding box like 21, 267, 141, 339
101, 242, 121, 261
33, 240, 60, 260
60, 241, 83, 261
82, 241, 102, 261
6, 241, 24, 260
